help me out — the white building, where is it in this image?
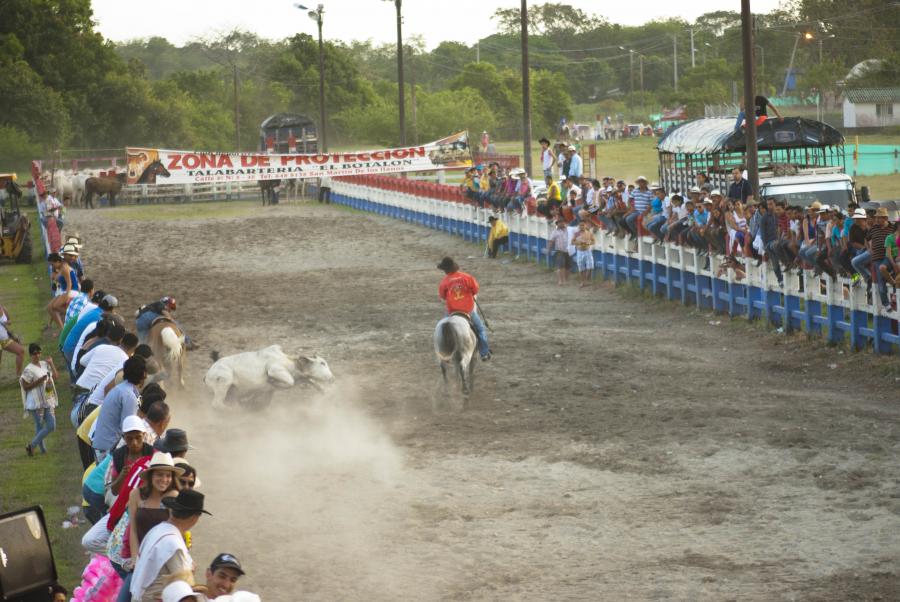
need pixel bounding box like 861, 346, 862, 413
843, 87, 900, 128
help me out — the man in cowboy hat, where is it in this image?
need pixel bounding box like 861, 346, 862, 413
539, 137, 555, 179
437, 257, 491, 361
131, 488, 210, 602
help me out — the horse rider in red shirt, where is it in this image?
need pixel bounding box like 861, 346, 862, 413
437, 257, 491, 361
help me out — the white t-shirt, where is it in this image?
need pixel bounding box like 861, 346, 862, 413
675, 205, 689, 220
76, 345, 128, 390
662, 196, 673, 218
87, 362, 125, 406
71, 322, 98, 371
541, 148, 554, 170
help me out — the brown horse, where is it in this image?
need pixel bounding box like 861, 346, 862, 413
148, 317, 186, 388
84, 173, 126, 208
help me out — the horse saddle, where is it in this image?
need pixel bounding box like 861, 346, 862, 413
150, 316, 178, 329
449, 311, 477, 335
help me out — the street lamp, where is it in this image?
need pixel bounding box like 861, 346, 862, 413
618, 46, 634, 94
295, 3, 327, 152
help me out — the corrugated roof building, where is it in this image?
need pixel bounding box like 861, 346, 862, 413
843, 88, 900, 128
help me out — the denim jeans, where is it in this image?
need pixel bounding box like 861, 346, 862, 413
765, 240, 784, 284
117, 571, 133, 602
82, 483, 107, 524
29, 408, 56, 453
646, 214, 667, 239
445, 310, 490, 358
798, 244, 819, 267
851, 250, 872, 283
875, 257, 891, 305
624, 212, 640, 238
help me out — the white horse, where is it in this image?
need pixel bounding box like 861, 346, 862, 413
434, 314, 478, 406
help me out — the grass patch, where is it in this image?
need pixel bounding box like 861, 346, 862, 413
0, 215, 88, 590
99, 200, 264, 221
855, 174, 900, 199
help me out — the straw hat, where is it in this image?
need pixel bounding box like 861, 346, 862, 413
139, 451, 185, 481
875, 207, 889, 218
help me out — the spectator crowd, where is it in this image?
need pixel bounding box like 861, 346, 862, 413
5, 205, 260, 602
462, 136, 898, 309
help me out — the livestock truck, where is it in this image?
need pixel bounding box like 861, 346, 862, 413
657, 117, 856, 210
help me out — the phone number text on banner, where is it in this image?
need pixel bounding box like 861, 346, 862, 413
126, 131, 472, 185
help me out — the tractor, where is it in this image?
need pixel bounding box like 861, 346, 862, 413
0, 174, 34, 264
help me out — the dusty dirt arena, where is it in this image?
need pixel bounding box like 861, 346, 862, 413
71, 201, 900, 601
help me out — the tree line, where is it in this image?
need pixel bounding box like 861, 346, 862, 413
1, 0, 897, 167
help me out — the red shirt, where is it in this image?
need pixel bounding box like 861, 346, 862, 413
439, 271, 479, 314
106, 455, 152, 531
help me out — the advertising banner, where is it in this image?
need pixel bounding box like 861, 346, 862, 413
126, 131, 472, 185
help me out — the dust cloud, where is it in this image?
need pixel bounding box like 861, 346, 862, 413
170, 381, 420, 600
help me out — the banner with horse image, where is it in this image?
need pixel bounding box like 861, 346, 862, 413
126, 131, 473, 185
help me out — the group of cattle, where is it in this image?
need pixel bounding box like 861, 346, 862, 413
45, 169, 124, 207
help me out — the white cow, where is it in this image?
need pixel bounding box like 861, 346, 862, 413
204, 345, 334, 409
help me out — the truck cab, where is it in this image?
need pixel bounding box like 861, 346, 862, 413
758, 172, 856, 211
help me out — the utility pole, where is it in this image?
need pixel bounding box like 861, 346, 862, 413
476, 41, 480, 63
520, 0, 532, 175
233, 64, 240, 150
782, 32, 802, 97
409, 46, 417, 144
673, 34, 678, 91
741, 0, 759, 198
629, 50, 634, 94
315, 11, 327, 152
394, 0, 406, 146
639, 55, 644, 93
690, 27, 696, 68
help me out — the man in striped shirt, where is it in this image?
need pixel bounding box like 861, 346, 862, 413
625, 176, 655, 242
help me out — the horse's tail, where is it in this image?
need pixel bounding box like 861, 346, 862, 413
161, 326, 184, 365
210, 350, 220, 363
439, 319, 456, 358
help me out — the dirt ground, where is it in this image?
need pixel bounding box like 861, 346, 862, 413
70, 201, 900, 601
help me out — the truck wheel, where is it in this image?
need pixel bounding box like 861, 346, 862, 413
15, 234, 32, 264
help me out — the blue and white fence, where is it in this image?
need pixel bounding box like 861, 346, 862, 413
331, 179, 900, 355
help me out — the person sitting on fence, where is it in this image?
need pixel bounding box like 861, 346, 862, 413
537, 175, 562, 219
660, 195, 686, 242
705, 203, 728, 256
497, 170, 518, 211
797, 202, 823, 269
761, 199, 784, 287
725, 200, 749, 256
644, 185, 668, 242
487, 215, 509, 258
624, 176, 653, 242
812, 205, 839, 280
881, 217, 900, 287
47, 252, 80, 329
686, 196, 711, 254
668, 199, 695, 245
508, 172, 531, 214
461, 168, 481, 206
866, 208, 894, 306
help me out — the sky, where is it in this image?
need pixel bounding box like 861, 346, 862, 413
91, 0, 783, 49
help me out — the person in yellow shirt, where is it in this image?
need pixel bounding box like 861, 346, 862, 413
537, 175, 562, 219
487, 215, 510, 258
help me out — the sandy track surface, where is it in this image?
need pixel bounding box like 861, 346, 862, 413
70, 201, 900, 601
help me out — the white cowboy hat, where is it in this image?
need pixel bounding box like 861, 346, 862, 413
65, 236, 83, 249
61, 244, 79, 257
689, 186, 701, 194
635, 175, 648, 183
852, 208, 868, 219
816, 204, 831, 213
710, 189, 723, 197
